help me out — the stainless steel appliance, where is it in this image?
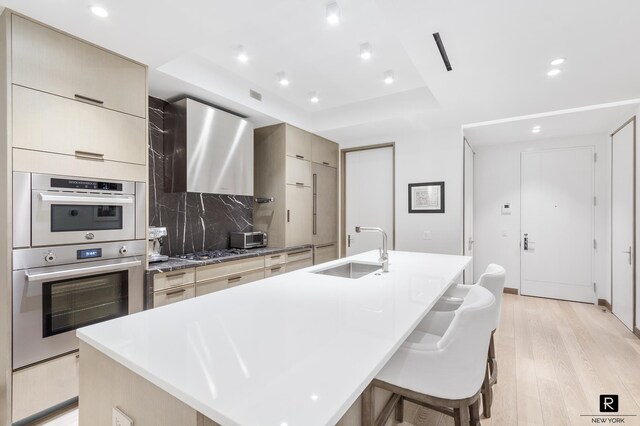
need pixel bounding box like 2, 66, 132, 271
229, 231, 267, 249
12, 240, 145, 369
13, 172, 146, 248
148, 226, 169, 263
164, 97, 254, 195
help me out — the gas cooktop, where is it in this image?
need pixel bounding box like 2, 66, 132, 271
176, 249, 250, 261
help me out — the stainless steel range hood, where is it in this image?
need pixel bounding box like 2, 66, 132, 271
164, 98, 254, 195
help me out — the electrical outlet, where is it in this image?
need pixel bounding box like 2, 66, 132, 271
113, 407, 133, 426
423, 231, 432, 240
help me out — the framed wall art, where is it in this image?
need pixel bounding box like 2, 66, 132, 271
408, 181, 445, 213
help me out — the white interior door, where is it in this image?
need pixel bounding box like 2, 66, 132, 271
612, 119, 635, 331
521, 147, 594, 303
464, 140, 474, 283
345, 146, 394, 256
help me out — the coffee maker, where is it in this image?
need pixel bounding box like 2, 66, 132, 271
148, 227, 169, 263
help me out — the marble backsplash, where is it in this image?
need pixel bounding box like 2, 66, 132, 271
149, 97, 253, 256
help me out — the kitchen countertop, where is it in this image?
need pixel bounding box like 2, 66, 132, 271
146, 244, 314, 274
78, 250, 470, 425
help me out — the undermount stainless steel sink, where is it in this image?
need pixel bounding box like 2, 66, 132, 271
312, 262, 381, 279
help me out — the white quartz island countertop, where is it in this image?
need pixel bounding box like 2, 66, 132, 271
77, 250, 470, 426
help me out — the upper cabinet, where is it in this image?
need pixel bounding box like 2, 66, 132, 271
311, 135, 339, 168
285, 125, 312, 160
11, 15, 147, 118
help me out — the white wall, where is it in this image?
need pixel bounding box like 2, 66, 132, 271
338, 125, 464, 255
473, 134, 611, 300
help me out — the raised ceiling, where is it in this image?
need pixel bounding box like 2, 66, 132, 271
2, 0, 640, 140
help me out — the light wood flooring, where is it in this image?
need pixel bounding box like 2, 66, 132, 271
399, 294, 640, 426
41, 294, 640, 426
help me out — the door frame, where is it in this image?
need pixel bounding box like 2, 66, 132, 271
340, 143, 396, 257
463, 137, 475, 282
611, 116, 636, 330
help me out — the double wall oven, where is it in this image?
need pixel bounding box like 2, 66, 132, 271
12, 172, 146, 369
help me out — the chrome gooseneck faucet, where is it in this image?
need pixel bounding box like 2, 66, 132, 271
355, 226, 389, 272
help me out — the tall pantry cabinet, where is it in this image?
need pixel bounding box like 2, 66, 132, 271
253, 124, 339, 264
0, 10, 148, 425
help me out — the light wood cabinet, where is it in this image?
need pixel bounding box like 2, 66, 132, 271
153, 268, 196, 291
12, 85, 146, 165
285, 124, 312, 160
195, 257, 265, 297
11, 15, 146, 118
265, 252, 286, 267
265, 264, 286, 277
12, 351, 79, 423
313, 243, 338, 265
313, 163, 338, 246
255, 123, 337, 249
286, 248, 314, 272
286, 185, 313, 247
154, 284, 196, 307
311, 135, 339, 168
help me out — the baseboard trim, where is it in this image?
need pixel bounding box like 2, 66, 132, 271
634, 327, 640, 340
597, 299, 612, 311
504, 288, 518, 295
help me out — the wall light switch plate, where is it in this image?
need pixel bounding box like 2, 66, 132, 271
113, 407, 133, 426
423, 231, 432, 240
501, 203, 512, 215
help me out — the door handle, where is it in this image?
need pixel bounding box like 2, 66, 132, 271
623, 247, 633, 265
348, 235, 353, 248
468, 238, 474, 251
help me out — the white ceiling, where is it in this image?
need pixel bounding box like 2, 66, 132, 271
464, 102, 640, 147
2, 0, 640, 141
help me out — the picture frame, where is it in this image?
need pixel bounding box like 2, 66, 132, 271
408, 181, 445, 213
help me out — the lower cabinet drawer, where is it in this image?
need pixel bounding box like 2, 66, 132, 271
196, 257, 265, 282
265, 264, 286, 277
265, 252, 287, 267
286, 258, 313, 272
12, 351, 79, 423
286, 248, 313, 263
196, 268, 265, 296
154, 284, 195, 307
154, 268, 196, 291
314, 243, 338, 265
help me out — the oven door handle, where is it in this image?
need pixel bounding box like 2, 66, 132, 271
25, 259, 142, 282
39, 193, 134, 205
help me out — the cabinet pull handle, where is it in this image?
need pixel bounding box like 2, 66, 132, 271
316, 243, 335, 248
74, 94, 104, 105
287, 210, 290, 222
288, 249, 311, 256
271, 267, 281, 271
295, 182, 305, 187
228, 276, 242, 283
295, 154, 305, 159
165, 288, 186, 297
313, 173, 317, 235
271, 254, 282, 259
322, 161, 330, 165
75, 150, 105, 161
165, 272, 186, 278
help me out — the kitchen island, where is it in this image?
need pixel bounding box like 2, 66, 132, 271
77, 250, 470, 425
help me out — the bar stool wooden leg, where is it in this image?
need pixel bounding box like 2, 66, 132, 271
482, 363, 493, 418
395, 396, 404, 423
470, 398, 481, 426
362, 383, 375, 426
488, 330, 497, 384
454, 403, 470, 426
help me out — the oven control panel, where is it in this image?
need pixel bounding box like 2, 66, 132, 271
77, 248, 102, 260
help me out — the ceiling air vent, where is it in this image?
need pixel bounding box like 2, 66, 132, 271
432, 32, 452, 72
249, 89, 262, 102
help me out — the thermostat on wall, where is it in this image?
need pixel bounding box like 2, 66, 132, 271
501, 203, 512, 215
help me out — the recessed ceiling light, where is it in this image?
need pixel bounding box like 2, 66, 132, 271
547, 69, 561, 77
532, 126, 541, 133
360, 43, 372, 60
383, 70, 395, 84
236, 45, 248, 63
309, 91, 319, 103
550, 57, 566, 66
90, 5, 109, 18
278, 72, 290, 86
326, 2, 340, 25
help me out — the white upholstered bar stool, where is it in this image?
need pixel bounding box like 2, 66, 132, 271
364, 285, 495, 426
418, 264, 506, 417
